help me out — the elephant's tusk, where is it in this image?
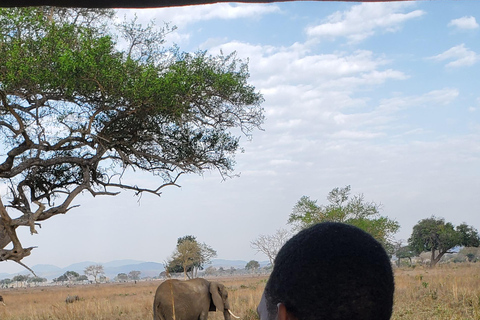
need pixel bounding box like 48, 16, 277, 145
228, 309, 240, 319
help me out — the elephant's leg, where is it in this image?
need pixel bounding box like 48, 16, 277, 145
199, 310, 209, 320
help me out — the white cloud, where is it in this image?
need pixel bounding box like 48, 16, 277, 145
428, 44, 480, 68
117, 4, 280, 29
329, 130, 384, 140
305, 3, 425, 43
209, 41, 406, 93
379, 88, 459, 112
448, 16, 479, 30
205, 37, 411, 149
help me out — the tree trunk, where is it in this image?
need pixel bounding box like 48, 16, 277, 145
430, 249, 446, 267
430, 249, 435, 267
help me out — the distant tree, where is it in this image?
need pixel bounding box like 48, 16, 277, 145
84, 265, 104, 283
167, 235, 217, 279
27, 276, 47, 285
289, 186, 399, 254
53, 275, 68, 283
251, 228, 291, 266
205, 266, 217, 276
77, 275, 89, 282
128, 270, 141, 281
0, 7, 264, 274
53, 272, 84, 283
116, 273, 128, 282
394, 245, 416, 267
62, 271, 80, 283
458, 247, 480, 262
408, 217, 480, 267
245, 260, 260, 273
13, 274, 29, 287
0, 278, 12, 288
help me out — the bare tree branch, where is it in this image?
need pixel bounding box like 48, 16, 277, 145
251, 229, 292, 266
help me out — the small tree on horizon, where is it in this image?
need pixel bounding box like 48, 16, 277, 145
28, 276, 47, 286
12, 274, 29, 287
116, 273, 128, 282
394, 245, 416, 267
128, 270, 141, 281
64, 271, 80, 283
84, 264, 104, 283
77, 275, 88, 282
245, 260, 260, 273
0, 278, 12, 288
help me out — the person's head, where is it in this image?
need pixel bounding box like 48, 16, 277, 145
258, 222, 394, 320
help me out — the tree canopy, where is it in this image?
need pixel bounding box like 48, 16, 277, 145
408, 216, 480, 267
394, 245, 415, 267
53, 270, 80, 282
288, 186, 399, 254
167, 235, 217, 279
0, 7, 263, 271
84, 264, 104, 283
245, 260, 260, 272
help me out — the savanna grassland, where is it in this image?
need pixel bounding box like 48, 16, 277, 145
1, 264, 480, 320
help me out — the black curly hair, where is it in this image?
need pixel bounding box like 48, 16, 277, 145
264, 222, 394, 320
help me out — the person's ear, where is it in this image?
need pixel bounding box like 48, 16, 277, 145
277, 303, 297, 320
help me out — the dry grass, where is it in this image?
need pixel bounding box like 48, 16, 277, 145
392, 263, 480, 320
1, 264, 480, 320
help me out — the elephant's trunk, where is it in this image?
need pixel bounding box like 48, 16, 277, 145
223, 309, 231, 320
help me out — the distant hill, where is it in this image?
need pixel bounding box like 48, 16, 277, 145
0, 259, 269, 281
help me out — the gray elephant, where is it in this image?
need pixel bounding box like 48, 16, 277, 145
153, 278, 239, 320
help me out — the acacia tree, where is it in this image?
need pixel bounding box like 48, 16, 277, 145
128, 270, 141, 280
245, 260, 260, 273
84, 264, 104, 283
394, 245, 415, 267
0, 8, 263, 272
116, 273, 128, 282
250, 228, 291, 266
167, 235, 217, 279
288, 186, 400, 254
28, 276, 47, 285
408, 216, 480, 267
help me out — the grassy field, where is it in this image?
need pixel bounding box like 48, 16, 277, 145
1, 263, 480, 320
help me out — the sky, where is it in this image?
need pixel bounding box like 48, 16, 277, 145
2, 1, 480, 274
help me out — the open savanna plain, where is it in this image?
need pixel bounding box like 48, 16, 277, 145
1, 263, 480, 320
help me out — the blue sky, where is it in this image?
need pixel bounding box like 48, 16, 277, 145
2, 1, 480, 274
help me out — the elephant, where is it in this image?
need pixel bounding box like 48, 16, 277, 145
153, 278, 239, 320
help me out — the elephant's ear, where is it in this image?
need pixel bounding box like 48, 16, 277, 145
210, 282, 224, 311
